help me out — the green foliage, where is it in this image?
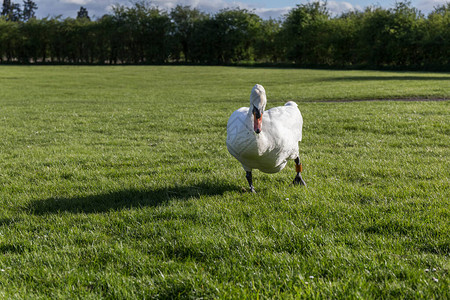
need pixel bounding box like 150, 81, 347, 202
170, 5, 208, 62
327, 12, 360, 65
423, 3, 450, 66
107, 3, 173, 64
188, 8, 262, 64
282, 1, 331, 64
0, 1, 449, 68
0, 66, 449, 298
0, 17, 19, 61
214, 8, 261, 63
254, 18, 283, 62
355, 2, 425, 66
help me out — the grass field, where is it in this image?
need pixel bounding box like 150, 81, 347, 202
0, 66, 449, 298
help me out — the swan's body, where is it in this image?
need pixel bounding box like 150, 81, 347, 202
226, 101, 302, 173
226, 84, 306, 192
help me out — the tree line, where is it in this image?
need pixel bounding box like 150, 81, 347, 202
0, 1, 449, 69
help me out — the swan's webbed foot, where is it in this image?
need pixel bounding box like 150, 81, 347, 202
246, 171, 256, 193
292, 157, 306, 187
293, 173, 306, 186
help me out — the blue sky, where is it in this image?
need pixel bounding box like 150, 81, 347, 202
33, 0, 449, 19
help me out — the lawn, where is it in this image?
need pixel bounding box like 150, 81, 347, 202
0, 66, 449, 298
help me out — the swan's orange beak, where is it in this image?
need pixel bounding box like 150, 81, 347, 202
253, 113, 262, 134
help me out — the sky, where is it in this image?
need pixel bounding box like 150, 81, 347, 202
32, 0, 449, 20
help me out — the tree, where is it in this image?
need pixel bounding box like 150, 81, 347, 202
0, 17, 20, 61
254, 18, 283, 62
77, 6, 90, 20
328, 11, 361, 66
1, 0, 21, 21
109, 1, 174, 63
135, 5, 173, 63
213, 8, 262, 63
281, 1, 331, 64
22, 0, 37, 21
423, 3, 450, 67
389, 1, 425, 66
170, 5, 207, 62
0, 0, 447, 68
1, 0, 11, 17
19, 17, 49, 62
9, 1, 20, 21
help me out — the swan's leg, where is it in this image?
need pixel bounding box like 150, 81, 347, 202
246, 171, 256, 193
293, 157, 306, 186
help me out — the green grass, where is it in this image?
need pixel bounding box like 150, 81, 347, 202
0, 66, 449, 298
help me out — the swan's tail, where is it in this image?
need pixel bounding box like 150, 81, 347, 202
284, 101, 298, 107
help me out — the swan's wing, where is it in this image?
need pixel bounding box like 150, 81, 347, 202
227, 107, 250, 137
226, 107, 252, 159
265, 104, 302, 142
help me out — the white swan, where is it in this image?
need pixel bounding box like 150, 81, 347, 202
226, 84, 306, 192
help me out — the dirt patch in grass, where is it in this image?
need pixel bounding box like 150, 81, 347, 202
309, 97, 448, 103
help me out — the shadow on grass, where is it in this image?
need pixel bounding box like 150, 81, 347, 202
27, 182, 237, 215
322, 76, 450, 81
0, 217, 18, 226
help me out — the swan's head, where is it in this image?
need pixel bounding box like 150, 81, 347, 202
250, 84, 267, 134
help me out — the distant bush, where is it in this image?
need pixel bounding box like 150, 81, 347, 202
0, 1, 448, 69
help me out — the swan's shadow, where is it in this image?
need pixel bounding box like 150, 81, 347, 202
28, 182, 236, 215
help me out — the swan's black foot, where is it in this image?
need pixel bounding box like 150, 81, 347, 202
293, 174, 306, 186
246, 171, 256, 193
293, 158, 306, 187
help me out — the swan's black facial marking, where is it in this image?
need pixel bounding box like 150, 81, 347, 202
252, 106, 263, 134
252, 106, 262, 119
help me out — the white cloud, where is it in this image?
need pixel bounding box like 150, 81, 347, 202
35, 0, 118, 18
36, 0, 291, 19
33, 0, 449, 19
161, 0, 252, 13
327, 1, 362, 15
61, 0, 91, 5
416, 0, 449, 12
150, 0, 235, 12
254, 7, 292, 19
